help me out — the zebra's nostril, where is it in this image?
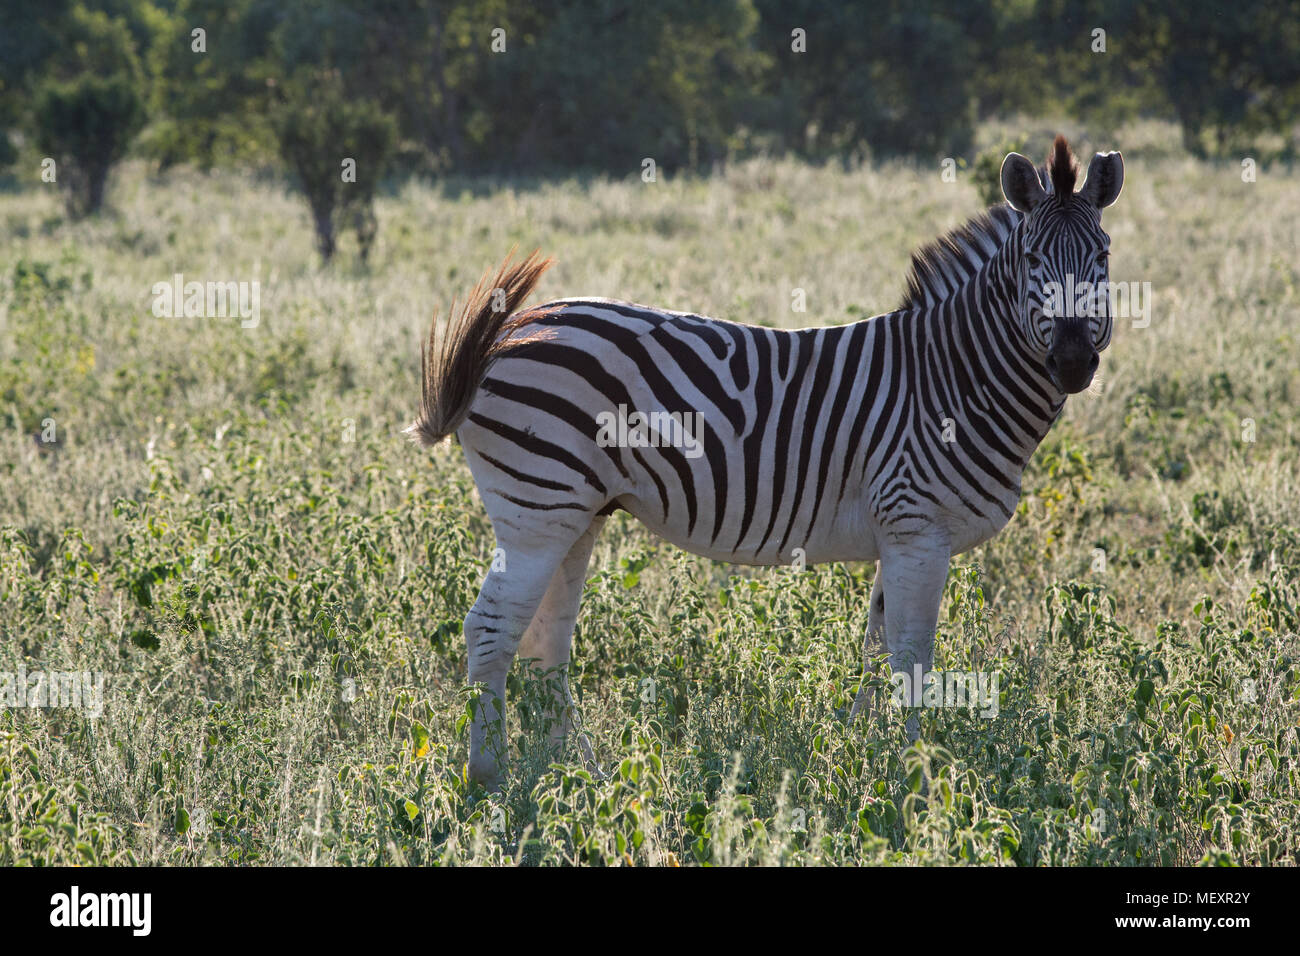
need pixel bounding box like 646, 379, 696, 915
1088, 352, 1099, 372
1045, 354, 1059, 375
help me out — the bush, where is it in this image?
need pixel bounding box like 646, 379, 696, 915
972, 136, 1028, 208
24, 6, 147, 218
32, 72, 145, 217
273, 71, 396, 263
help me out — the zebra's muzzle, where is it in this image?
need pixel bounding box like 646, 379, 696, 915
1045, 345, 1099, 394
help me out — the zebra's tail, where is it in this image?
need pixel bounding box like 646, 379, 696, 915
404, 250, 555, 447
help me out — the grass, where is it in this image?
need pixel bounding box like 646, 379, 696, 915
1, 119, 1298, 865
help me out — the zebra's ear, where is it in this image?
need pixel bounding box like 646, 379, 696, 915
1000, 152, 1046, 213
1081, 151, 1124, 208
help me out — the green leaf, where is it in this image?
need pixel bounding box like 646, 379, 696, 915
1136, 680, 1155, 705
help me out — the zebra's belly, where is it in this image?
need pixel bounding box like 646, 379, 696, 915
621, 486, 1011, 566
939, 510, 1015, 555
617, 490, 879, 567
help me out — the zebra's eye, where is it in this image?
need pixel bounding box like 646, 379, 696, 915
1096, 251, 1110, 266
1025, 252, 1043, 270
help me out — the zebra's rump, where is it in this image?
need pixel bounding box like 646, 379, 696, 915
458, 298, 887, 564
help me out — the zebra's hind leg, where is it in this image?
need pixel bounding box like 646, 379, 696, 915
463, 525, 592, 790
516, 517, 606, 773
848, 565, 887, 725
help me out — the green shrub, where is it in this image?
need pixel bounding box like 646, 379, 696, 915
31, 73, 145, 217
273, 71, 396, 263
25, 6, 146, 217
972, 135, 1028, 208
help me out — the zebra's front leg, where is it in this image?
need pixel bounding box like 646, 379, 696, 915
516, 517, 605, 772
878, 530, 951, 742
848, 566, 886, 724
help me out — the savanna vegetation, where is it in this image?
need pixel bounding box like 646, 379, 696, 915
2, 114, 1297, 866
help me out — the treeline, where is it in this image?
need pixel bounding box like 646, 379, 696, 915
2, 0, 1298, 247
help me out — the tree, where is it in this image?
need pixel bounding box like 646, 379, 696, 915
26, 5, 147, 217
751, 0, 991, 159
140, 0, 284, 169
273, 70, 396, 262
34, 75, 146, 216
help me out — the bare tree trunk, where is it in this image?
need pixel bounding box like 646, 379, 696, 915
312, 203, 335, 262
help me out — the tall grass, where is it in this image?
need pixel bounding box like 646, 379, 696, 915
1, 120, 1297, 865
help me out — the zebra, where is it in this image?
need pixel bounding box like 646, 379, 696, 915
407, 136, 1124, 789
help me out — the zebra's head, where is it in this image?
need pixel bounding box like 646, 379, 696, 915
1000, 136, 1124, 394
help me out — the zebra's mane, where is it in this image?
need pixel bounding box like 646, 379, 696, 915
898, 161, 1062, 311
898, 203, 1022, 310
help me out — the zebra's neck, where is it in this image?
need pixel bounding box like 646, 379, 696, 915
978, 232, 1068, 463
896, 210, 1067, 475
